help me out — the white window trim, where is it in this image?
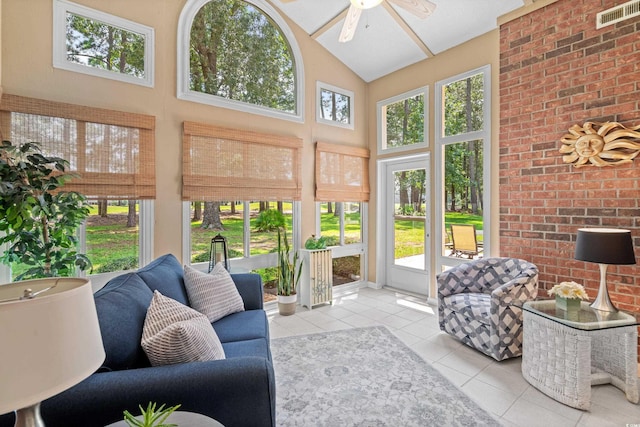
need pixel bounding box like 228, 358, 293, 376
434, 65, 492, 272
177, 0, 305, 123
52, 0, 155, 88
316, 81, 354, 130
183, 201, 302, 273
376, 86, 429, 154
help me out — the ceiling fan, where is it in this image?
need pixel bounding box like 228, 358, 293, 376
280, 0, 437, 43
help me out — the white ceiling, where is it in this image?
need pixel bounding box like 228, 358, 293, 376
272, 0, 526, 82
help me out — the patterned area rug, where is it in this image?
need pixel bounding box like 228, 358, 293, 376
271, 326, 501, 427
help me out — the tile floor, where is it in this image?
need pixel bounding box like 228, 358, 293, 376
266, 286, 640, 427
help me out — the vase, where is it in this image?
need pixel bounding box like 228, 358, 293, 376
277, 294, 297, 316
555, 295, 581, 311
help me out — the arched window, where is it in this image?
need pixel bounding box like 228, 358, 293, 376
177, 0, 304, 122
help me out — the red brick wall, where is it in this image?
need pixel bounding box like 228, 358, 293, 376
499, 0, 640, 312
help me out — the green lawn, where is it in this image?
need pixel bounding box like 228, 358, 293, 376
8, 208, 482, 279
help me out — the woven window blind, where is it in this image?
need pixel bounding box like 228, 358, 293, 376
315, 141, 370, 202
0, 94, 155, 199
182, 121, 303, 201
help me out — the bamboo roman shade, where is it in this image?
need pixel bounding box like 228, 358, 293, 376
182, 121, 303, 201
0, 94, 155, 199
315, 141, 370, 202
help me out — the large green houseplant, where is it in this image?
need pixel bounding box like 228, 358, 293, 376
0, 141, 92, 279
276, 227, 302, 315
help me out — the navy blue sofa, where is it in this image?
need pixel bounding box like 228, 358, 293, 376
0, 254, 275, 427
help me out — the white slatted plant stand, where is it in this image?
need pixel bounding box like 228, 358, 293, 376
300, 249, 333, 310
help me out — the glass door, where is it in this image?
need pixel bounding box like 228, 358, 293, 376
383, 156, 430, 295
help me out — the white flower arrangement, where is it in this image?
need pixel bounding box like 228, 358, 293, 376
547, 281, 589, 300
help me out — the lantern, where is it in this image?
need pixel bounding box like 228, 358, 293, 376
208, 233, 229, 272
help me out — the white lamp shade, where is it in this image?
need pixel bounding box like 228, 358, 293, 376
0, 278, 105, 415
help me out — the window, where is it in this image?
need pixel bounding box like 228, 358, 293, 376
177, 0, 305, 122
188, 201, 296, 264
0, 94, 155, 282
318, 202, 362, 246
316, 82, 354, 129
435, 66, 491, 271
314, 141, 369, 287
82, 200, 141, 274
181, 122, 302, 297
53, 0, 154, 87
377, 86, 428, 153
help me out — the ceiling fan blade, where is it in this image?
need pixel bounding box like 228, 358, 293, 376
279, 0, 298, 3
387, 0, 436, 19
339, 5, 362, 43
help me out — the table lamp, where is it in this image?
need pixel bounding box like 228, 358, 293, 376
574, 228, 636, 313
0, 278, 105, 427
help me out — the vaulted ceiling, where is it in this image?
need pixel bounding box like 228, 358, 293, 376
271, 0, 527, 82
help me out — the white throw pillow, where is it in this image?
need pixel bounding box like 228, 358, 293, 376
142, 291, 225, 366
183, 263, 245, 322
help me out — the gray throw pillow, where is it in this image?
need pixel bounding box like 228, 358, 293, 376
183, 263, 245, 322
141, 291, 225, 366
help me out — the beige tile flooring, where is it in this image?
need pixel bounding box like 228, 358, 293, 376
266, 286, 640, 427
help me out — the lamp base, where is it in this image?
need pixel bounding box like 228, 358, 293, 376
589, 263, 619, 313
15, 402, 44, 427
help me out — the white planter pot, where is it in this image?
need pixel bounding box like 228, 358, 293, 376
277, 294, 297, 316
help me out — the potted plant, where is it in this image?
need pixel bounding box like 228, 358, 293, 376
277, 227, 302, 316
548, 281, 589, 312
122, 402, 181, 427
0, 141, 92, 279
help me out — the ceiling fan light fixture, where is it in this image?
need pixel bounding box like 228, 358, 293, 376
350, 0, 384, 10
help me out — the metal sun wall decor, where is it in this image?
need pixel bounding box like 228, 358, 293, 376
560, 121, 640, 167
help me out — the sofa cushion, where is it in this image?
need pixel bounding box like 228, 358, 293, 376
142, 291, 225, 366
137, 254, 189, 305
94, 273, 153, 371
183, 264, 245, 322
213, 310, 270, 343
222, 338, 271, 359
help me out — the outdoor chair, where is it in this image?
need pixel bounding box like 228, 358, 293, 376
437, 257, 539, 361
450, 224, 481, 258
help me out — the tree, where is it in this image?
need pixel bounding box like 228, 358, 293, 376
385, 95, 424, 148
65, 13, 145, 78
202, 201, 223, 230
189, 0, 295, 113
193, 201, 202, 221
443, 74, 484, 214
0, 141, 91, 279
127, 200, 136, 228
333, 202, 342, 218
98, 199, 108, 217
320, 89, 350, 123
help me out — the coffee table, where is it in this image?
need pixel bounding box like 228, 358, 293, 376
522, 300, 639, 410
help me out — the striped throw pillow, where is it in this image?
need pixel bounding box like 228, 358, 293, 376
142, 291, 225, 366
183, 263, 245, 322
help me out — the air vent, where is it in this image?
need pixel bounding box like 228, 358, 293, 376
596, 0, 640, 29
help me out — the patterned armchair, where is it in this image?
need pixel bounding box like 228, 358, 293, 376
437, 257, 538, 361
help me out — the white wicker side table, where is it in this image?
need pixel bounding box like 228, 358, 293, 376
522, 300, 639, 410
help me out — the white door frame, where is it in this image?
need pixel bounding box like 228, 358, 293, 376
376, 154, 430, 296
